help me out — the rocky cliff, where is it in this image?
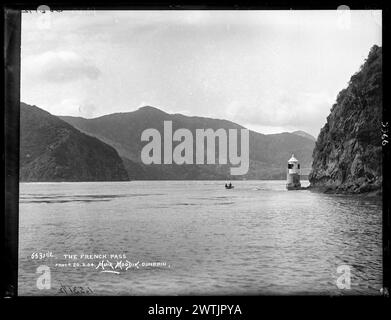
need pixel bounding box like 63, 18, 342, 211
20, 103, 129, 181
309, 45, 382, 194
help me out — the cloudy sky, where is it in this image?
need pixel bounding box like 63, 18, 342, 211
21, 10, 381, 137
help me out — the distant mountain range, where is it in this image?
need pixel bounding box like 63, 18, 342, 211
58, 106, 315, 180
20, 103, 129, 182
19, 102, 315, 181
292, 130, 316, 142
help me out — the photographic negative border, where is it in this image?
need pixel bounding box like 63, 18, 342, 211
2, 1, 390, 310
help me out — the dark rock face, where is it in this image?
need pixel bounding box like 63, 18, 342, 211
60, 107, 315, 180
20, 103, 129, 182
309, 45, 382, 194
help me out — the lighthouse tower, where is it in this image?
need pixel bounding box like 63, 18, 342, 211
286, 154, 301, 190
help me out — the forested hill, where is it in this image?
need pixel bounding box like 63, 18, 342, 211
20, 102, 129, 182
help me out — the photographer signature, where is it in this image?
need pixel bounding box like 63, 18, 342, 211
58, 282, 93, 295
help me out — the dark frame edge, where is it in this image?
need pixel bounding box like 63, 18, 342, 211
3, 7, 20, 298
0, 3, 389, 306
382, 7, 391, 299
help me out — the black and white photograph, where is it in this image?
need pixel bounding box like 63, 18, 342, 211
4, 7, 387, 300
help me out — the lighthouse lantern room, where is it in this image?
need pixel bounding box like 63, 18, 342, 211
286, 154, 301, 190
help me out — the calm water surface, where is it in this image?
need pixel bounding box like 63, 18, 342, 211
18, 180, 382, 295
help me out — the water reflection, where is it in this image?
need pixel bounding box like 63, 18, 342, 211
18, 181, 382, 295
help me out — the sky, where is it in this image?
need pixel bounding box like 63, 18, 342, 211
21, 10, 382, 137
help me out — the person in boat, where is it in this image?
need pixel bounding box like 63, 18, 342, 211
225, 182, 234, 189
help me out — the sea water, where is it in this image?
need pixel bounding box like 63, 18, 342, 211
18, 180, 382, 295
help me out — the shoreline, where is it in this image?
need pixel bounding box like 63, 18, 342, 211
307, 185, 382, 198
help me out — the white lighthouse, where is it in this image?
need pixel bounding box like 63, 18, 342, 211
286, 154, 301, 190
